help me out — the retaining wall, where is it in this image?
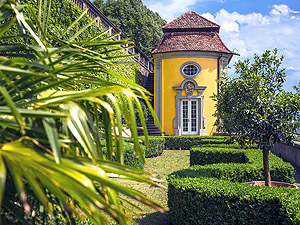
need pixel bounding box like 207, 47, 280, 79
271, 141, 300, 168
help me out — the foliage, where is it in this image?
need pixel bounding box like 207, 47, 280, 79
167, 145, 297, 225
139, 136, 165, 158
164, 136, 230, 150
190, 147, 248, 166
93, 0, 167, 59
103, 142, 145, 169
189, 147, 294, 182
126, 136, 165, 158
136, 100, 150, 126
194, 142, 258, 149
123, 143, 145, 169
19, 0, 140, 84
119, 150, 191, 225
168, 177, 300, 225
0, 0, 165, 224
213, 49, 300, 185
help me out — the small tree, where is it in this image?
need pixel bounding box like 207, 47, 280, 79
213, 49, 300, 186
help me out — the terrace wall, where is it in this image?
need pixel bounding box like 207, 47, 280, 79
271, 141, 300, 168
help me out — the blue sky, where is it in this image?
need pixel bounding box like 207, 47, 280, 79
143, 0, 300, 91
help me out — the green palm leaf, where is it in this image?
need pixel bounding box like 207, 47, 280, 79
0, 0, 164, 224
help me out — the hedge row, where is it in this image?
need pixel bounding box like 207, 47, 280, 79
168, 177, 300, 225
194, 142, 258, 149
109, 136, 165, 169
103, 143, 145, 170
190, 147, 294, 183
138, 136, 165, 158
168, 146, 298, 225
123, 143, 145, 169
164, 136, 231, 150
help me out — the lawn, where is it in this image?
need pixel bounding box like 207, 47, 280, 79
115, 150, 190, 225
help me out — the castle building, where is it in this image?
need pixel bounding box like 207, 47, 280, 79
152, 11, 235, 136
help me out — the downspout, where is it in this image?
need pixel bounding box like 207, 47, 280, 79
216, 53, 222, 134
217, 53, 222, 96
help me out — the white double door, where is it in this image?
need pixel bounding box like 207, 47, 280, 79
181, 99, 198, 135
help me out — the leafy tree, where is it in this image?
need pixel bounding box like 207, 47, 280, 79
93, 0, 166, 59
213, 49, 300, 186
0, 0, 163, 224
93, 0, 104, 11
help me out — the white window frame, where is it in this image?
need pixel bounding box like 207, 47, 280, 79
180, 61, 201, 79
181, 99, 198, 135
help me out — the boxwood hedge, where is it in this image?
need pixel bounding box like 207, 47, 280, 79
126, 136, 165, 158
164, 136, 231, 150
168, 146, 298, 225
103, 143, 145, 170
168, 177, 300, 225
138, 136, 165, 158
123, 143, 145, 169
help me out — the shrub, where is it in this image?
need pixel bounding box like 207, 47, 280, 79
139, 136, 165, 157
164, 136, 230, 150
168, 176, 300, 225
190, 147, 248, 166
193, 142, 258, 149
126, 136, 165, 158
103, 143, 145, 169
167, 146, 297, 225
123, 143, 145, 169
190, 147, 295, 183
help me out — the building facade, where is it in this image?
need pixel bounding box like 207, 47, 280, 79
152, 11, 234, 136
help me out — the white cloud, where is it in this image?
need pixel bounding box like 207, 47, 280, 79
144, 0, 224, 22
144, 1, 300, 91
270, 4, 299, 16
146, 0, 197, 22
201, 12, 216, 23
201, 4, 300, 91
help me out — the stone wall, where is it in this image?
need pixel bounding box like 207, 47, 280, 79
271, 141, 300, 167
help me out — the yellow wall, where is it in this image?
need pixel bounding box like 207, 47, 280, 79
159, 57, 219, 136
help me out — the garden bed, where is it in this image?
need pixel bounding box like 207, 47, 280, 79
168, 145, 299, 225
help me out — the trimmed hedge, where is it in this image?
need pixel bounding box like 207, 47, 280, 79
190, 147, 249, 166
123, 143, 145, 170
103, 143, 145, 170
139, 136, 165, 158
190, 147, 294, 183
168, 177, 300, 225
164, 136, 231, 150
193, 142, 258, 149
167, 146, 298, 225
126, 136, 165, 158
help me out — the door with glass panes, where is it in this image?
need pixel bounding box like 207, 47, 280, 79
181, 100, 198, 135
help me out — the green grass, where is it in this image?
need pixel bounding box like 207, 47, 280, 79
116, 150, 190, 225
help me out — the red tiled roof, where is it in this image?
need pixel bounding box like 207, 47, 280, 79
162, 11, 220, 32
152, 32, 232, 54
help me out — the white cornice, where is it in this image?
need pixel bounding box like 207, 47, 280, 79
153, 51, 232, 61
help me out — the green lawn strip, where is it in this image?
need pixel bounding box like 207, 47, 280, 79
114, 150, 190, 224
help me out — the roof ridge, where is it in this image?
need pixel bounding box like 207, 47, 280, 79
189, 11, 220, 28
152, 31, 232, 54
162, 11, 220, 31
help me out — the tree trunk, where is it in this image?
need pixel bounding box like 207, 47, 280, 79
263, 148, 271, 186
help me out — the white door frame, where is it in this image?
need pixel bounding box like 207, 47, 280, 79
181, 99, 198, 135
